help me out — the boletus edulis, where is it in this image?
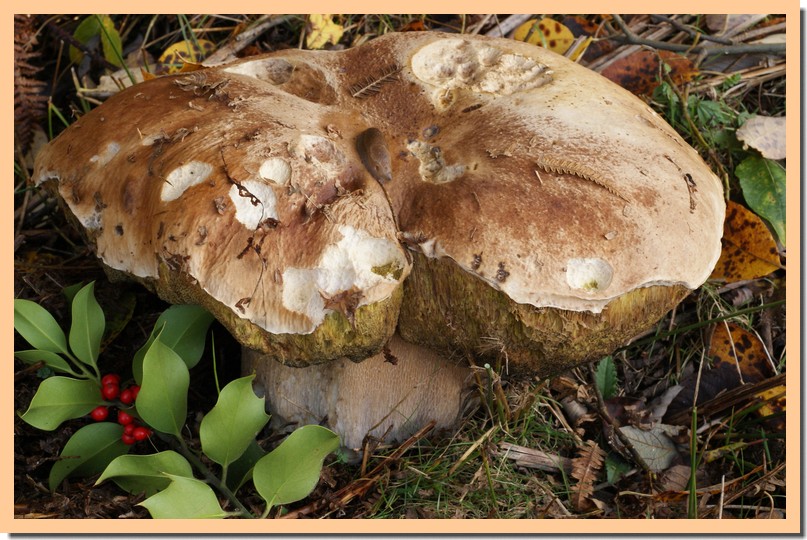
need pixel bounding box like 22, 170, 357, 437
33, 32, 725, 450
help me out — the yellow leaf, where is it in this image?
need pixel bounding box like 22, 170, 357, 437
158, 39, 216, 74
306, 14, 344, 50
513, 18, 575, 55
710, 200, 781, 282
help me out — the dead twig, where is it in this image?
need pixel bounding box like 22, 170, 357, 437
609, 15, 785, 57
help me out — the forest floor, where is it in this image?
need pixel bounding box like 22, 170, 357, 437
14, 14, 788, 522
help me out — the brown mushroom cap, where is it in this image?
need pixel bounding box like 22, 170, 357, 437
33, 31, 724, 377
33, 57, 410, 366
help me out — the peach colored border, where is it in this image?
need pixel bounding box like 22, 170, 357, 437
4, 2, 800, 534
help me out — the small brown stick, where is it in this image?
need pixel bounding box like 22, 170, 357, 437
608, 14, 785, 57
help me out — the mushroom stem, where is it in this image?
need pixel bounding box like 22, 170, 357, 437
245, 334, 475, 450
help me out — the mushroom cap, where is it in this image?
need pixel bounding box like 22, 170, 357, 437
33, 31, 724, 373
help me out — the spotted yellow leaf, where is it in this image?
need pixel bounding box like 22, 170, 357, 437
513, 18, 575, 55
306, 14, 344, 50
158, 39, 216, 74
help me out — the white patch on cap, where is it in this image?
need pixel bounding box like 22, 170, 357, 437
565, 258, 614, 292
89, 142, 120, 167
259, 158, 292, 185
281, 225, 406, 327
223, 58, 293, 85
161, 161, 213, 202
411, 38, 552, 98
229, 180, 278, 229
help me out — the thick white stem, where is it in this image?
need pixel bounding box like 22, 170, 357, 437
244, 334, 474, 450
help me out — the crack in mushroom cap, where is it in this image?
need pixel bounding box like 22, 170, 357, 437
33, 31, 725, 368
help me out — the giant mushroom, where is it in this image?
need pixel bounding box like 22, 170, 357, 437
33, 31, 725, 450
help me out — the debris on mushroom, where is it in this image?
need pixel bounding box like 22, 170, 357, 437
33, 31, 725, 449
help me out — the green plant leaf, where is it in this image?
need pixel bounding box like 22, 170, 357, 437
136, 337, 189, 438
226, 439, 266, 493
133, 305, 214, 384
605, 453, 631, 485
595, 356, 618, 400
70, 15, 123, 67
20, 377, 103, 430
62, 282, 84, 304
200, 375, 270, 469
14, 349, 77, 375
97, 451, 193, 497
736, 156, 786, 246
139, 475, 229, 518
253, 425, 339, 509
68, 282, 105, 369
14, 299, 70, 355
49, 422, 129, 491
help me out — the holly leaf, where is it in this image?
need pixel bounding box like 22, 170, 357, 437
97, 451, 194, 497
49, 423, 129, 491
200, 375, 270, 469
139, 475, 228, 519
736, 157, 786, 246
14, 349, 78, 375
135, 337, 189, 438
68, 282, 105, 369
132, 304, 214, 384
19, 377, 103, 431
253, 425, 339, 509
14, 299, 70, 356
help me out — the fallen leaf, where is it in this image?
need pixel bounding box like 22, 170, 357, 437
737, 115, 786, 160
600, 50, 697, 96
571, 440, 605, 511
705, 14, 766, 36
306, 14, 344, 50
755, 385, 786, 432
736, 157, 786, 246
561, 16, 616, 61
709, 322, 774, 385
619, 424, 680, 472
710, 200, 781, 282
157, 39, 216, 74
513, 18, 575, 55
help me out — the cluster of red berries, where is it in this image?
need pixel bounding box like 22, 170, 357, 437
89, 373, 152, 445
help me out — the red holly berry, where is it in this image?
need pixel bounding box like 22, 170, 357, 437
130, 385, 141, 400
90, 406, 109, 422
123, 423, 136, 435
117, 411, 134, 425
101, 374, 121, 386
119, 388, 134, 405
133, 426, 151, 441
101, 383, 120, 401
121, 433, 136, 445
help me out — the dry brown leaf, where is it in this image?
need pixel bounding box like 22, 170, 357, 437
618, 424, 680, 472
736, 115, 786, 160
710, 201, 781, 282
562, 16, 616, 62
709, 322, 774, 385
705, 14, 767, 37
600, 50, 697, 96
571, 440, 605, 511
